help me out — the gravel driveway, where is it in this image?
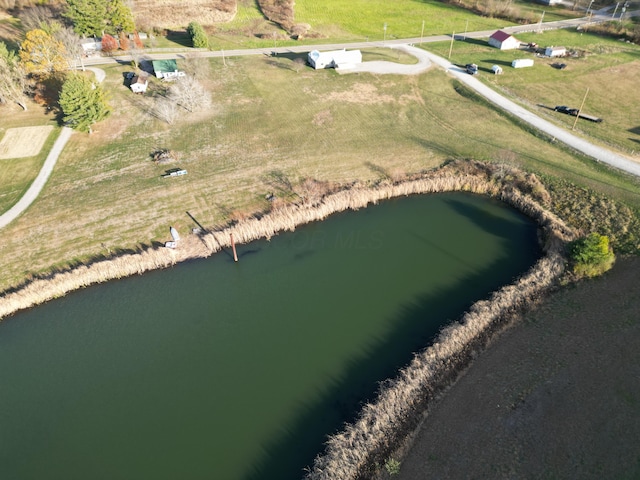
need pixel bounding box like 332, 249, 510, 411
336, 44, 432, 75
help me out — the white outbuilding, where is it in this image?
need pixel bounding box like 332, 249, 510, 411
545, 46, 566, 57
488, 30, 521, 50
512, 58, 534, 68
307, 49, 362, 70
130, 74, 148, 94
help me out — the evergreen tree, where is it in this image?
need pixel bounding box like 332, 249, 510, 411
59, 72, 111, 133
187, 22, 209, 49
106, 0, 135, 35
64, 0, 107, 37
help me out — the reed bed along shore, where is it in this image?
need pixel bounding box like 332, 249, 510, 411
0, 160, 574, 477
0, 160, 573, 324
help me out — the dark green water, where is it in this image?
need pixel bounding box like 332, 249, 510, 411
0, 193, 540, 480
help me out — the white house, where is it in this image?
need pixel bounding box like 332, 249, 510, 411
307, 49, 362, 70
130, 74, 148, 94
488, 30, 520, 50
80, 38, 102, 55
545, 46, 566, 57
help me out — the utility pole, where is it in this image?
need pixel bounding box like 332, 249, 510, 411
420, 20, 425, 45
383, 23, 387, 45
463, 19, 469, 41
222, 49, 226, 67
612, 2, 620, 18
537, 10, 545, 33
572, 87, 590, 130
448, 31, 455, 59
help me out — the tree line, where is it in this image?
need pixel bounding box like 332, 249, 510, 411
0, 0, 139, 131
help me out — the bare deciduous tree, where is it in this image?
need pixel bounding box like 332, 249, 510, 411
0, 43, 29, 111
154, 97, 178, 124
18, 5, 60, 33
168, 76, 211, 113
293, 57, 306, 73
55, 27, 85, 71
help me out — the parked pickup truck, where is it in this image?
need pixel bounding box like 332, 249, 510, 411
554, 105, 602, 123
554, 105, 578, 116
465, 63, 478, 75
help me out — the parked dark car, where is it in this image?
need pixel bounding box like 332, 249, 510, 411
554, 105, 578, 116
465, 63, 478, 75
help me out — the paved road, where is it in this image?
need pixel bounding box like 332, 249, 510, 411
83, 10, 639, 66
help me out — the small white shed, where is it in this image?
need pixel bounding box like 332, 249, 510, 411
308, 49, 362, 70
130, 74, 148, 94
491, 65, 503, 75
512, 58, 534, 68
545, 46, 566, 57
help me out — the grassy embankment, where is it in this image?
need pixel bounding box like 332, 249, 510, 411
0, 1, 639, 477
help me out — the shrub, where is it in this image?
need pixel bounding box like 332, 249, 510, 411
384, 458, 401, 476
187, 21, 209, 49
568, 233, 615, 278
101, 33, 118, 54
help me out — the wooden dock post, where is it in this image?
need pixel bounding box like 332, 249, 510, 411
230, 233, 238, 262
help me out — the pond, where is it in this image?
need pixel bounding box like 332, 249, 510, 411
0, 192, 541, 480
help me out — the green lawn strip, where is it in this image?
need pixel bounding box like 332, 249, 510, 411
294, 0, 512, 40
0, 126, 60, 215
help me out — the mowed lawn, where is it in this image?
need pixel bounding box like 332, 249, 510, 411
426, 28, 640, 155
294, 0, 509, 40
0, 50, 639, 291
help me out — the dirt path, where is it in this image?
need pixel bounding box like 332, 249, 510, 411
396, 256, 640, 480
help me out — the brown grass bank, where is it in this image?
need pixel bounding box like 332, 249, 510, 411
0, 160, 572, 323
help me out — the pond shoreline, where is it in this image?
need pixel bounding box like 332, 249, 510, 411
0, 160, 575, 479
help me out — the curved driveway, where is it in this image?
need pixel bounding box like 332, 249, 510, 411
337, 44, 432, 75
421, 50, 640, 177
331, 44, 640, 177
0, 127, 73, 229
0, 67, 105, 230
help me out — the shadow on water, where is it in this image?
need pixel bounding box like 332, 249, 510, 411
243, 224, 540, 479
444, 196, 534, 243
